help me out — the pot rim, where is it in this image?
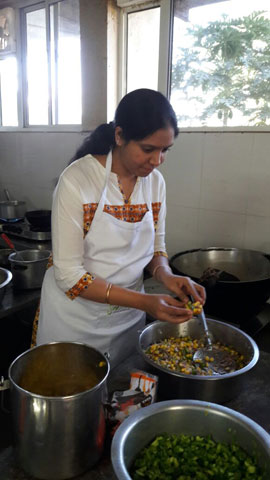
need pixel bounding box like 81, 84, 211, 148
8, 341, 110, 399
138, 319, 260, 380
0, 266, 13, 288
170, 247, 270, 284
111, 399, 270, 479
8, 250, 51, 263
0, 200, 26, 206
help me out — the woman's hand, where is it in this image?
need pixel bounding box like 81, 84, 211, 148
143, 294, 193, 324
162, 274, 206, 306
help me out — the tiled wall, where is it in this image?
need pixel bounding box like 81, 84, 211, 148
161, 132, 270, 257
1, 131, 270, 257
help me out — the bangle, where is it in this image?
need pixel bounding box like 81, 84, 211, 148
152, 264, 171, 280
105, 283, 113, 304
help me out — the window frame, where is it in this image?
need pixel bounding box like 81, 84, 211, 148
0, 0, 82, 132
119, 0, 270, 132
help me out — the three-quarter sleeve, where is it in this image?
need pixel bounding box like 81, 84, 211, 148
52, 170, 94, 295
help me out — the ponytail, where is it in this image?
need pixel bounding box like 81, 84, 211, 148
69, 122, 115, 164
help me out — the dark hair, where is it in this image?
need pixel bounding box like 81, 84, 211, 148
70, 88, 178, 163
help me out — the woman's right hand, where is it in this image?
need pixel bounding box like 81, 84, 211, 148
143, 294, 193, 324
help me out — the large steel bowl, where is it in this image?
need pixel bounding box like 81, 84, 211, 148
170, 248, 270, 322
0, 266, 12, 304
138, 319, 259, 403
111, 400, 270, 480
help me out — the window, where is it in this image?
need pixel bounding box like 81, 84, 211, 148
170, 0, 270, 127
126, 6, 160, 93
0, 0, 81, 128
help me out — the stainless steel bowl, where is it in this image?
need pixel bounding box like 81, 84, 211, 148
138, 319, 259, 403
0, 266, 12, 304
111, 400, 270, 480
8, 249, 51, 289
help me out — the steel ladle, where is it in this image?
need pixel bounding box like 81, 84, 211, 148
193, 309, 236, 374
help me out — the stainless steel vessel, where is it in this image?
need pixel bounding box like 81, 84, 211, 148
138, 319, 259, 403
9, 342, 110, 480
8, 249, 51, 289
111, 400, 270, 480
0, 200, 26, 219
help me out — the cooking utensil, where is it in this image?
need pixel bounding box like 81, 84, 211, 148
9, 342, 110, 480
170, 248, 270, 322
1, 233, 24, 261
0, 190, 26, 220
111, 400, 270, 480
138, 319, 259, 403
0, 267, 12, 304
8, 249, 51, 289
193, 309, 236, 374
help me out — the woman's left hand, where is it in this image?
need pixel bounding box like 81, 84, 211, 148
163, 274, 206, 306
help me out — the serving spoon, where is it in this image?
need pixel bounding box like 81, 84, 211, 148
193, 308, 236, 375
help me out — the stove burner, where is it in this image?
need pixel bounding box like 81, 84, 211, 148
0, 221, 51, 241
0, 217, 24, 224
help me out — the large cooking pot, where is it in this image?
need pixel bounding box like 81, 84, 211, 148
0, 200, 26, 220
111, 400, 270, 480
8, 249, 51, 289
9, 342, 110, 480
138, 319, 259, 403
170, 248, 270, 323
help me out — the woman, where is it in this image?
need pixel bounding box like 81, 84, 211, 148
35, 89, 205, 368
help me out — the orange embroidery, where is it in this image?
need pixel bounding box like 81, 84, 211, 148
83, 202, 162, 235
66, 272, 95, 300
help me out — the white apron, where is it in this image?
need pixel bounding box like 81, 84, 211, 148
37, 152, 155, 368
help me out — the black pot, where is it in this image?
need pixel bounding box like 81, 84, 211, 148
170, 248, 270, 323
25, 210, 51, 229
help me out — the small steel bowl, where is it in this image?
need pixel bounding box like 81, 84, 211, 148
111, 400, 270, 480
138, 318, 259, 403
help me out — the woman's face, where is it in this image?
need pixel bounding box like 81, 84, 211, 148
115, 126, 175, 177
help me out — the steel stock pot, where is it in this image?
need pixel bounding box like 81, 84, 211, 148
8, 342, 110, 480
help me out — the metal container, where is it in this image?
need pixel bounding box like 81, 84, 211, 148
0, 200, 26, 220
0, 266, 12, 304
8, 342, 110, 480
170, 248, 270, 322
111, 400, 270, 480
0, 248, 13, 268
8, 249, 51, 289
138, 319, 259, 403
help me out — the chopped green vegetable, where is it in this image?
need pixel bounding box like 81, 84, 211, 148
131, 433, 264, 480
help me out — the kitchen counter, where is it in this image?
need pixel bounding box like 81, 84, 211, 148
0, 346, 270, 480
1, 277, 270, 479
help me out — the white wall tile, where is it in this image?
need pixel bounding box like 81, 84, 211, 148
165, 203, 200, 257
246, 134, 270, 217
160, 133, 204, 209
197, 209, 246, 249
244, 215, 270, 253
200, 133, 253, 214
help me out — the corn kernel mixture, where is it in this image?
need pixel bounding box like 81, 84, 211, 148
185, 301, 203, 316
145, 336, 246, 376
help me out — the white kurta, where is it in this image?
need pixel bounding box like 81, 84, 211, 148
36, 152, 167, 368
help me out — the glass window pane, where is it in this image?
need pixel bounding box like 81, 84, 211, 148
26, 8, 48, 125
171, 0, 270, 127
127, 7, 160, 93
0, 56, 18, 126
51, 0, 81, 125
